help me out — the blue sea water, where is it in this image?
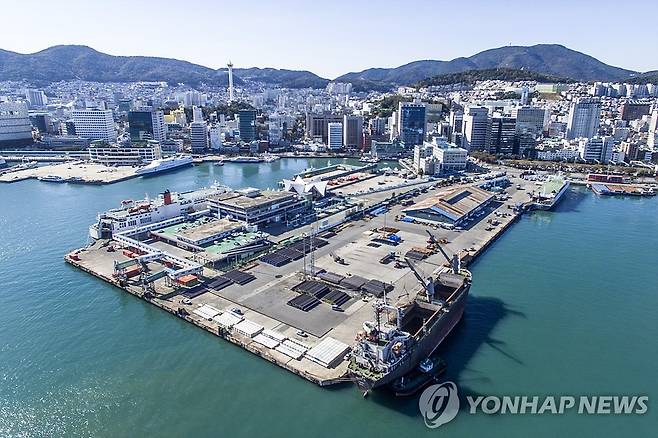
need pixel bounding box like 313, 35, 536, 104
0, 162, 656, 437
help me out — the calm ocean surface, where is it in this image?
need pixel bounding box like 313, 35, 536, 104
1, 159, 656, 437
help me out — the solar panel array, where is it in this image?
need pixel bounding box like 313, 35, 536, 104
287, 294, 321, 311
317, 271, 345, 285
207, 276, 234, 291
323, 290, 350, 306
293, 280, 330, 299
361, 279, 392, 297
260, 237, 328, 268
223, 269, 256, 285
340, 275, 367, 290
260, 252, 291, 267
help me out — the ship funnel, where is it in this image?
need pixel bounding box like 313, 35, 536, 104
163, 190, 172, 205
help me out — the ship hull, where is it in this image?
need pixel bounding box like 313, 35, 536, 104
136, 161, 193, 176
352, 283, 469, 391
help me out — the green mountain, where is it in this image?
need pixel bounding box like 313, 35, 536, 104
0, 45, 328, 88
415, 68, 574, 88
336, 44, 638, 86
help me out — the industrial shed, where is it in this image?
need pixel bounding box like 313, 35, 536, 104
402, 186, 494, 225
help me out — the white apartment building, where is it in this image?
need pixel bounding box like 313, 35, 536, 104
327, 122, 343, 150
462, 107, 490, 151
25, 89, 47, 107
0, 101, 32, 144
209, 124, 222, 150
72, 109, 117, 142
566, 98, 600, 140
88, 140, 161, 165
536, 148, 580, 161
428, 138, 468, 173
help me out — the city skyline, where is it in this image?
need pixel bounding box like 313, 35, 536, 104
2, 0, 657, 78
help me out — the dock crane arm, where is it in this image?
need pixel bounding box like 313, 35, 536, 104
426, 229, 451, 264
405, 257, 427, 289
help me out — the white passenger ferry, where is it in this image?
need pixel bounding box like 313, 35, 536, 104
89, 184, 227, 240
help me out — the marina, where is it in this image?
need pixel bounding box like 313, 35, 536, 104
64, 163, 531, 388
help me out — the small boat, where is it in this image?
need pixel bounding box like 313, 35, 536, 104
214, 160, 224, 166
389, 356, 447, 397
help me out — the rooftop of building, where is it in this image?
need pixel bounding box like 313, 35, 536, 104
403, 186, 494, 220
207, 189, 296, 209
160, 217, 244, 244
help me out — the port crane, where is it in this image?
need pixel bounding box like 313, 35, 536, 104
426, 229, 461, 274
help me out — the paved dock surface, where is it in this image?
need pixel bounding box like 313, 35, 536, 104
65, 170, 534, 386
0, 162, 137, 184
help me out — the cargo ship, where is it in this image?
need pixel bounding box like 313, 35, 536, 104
88, 184, 227, 239
135, 154, 193, 176
349, 254, 470, 392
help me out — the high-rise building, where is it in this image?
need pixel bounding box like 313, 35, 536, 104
209, 124, 222, 150
566, 98, 600, 139
449, 110, 463, 135
520, 86, 529, 105
0, 101, 33, 146
29, 113, 53, 134
190, 121, 208, 152
369, 117, 386, 135
620, 100, 652, 122
192, 106, 203, 123
343, 115, 363, 150
397, 102, 426, 146
183, 91, 204, 108
25, 89, 47, 107
489, 115, 516, 155
327, 122, 343, 150
513, 106, 547, 136
238, 109, 257, 143
72, 109, 116, 142
128, 109, 166, 142
462, 107, 490, 151
649, 109, 658, 133
578, 136, 613, 163
305, 113, 343, 143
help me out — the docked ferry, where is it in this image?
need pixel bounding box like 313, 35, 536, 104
135, 155, 193, 176
531, 176, 570, 210
88, 184, 227, 240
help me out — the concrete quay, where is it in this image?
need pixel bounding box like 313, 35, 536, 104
0, 162, 138, 184
64, 171, 535, 386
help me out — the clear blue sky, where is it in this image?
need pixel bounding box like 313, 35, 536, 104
3, 0, 657, 78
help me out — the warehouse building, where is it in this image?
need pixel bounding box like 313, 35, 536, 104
402, 186, 494, 225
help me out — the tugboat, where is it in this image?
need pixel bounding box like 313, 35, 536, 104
389, 356, 447, 396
